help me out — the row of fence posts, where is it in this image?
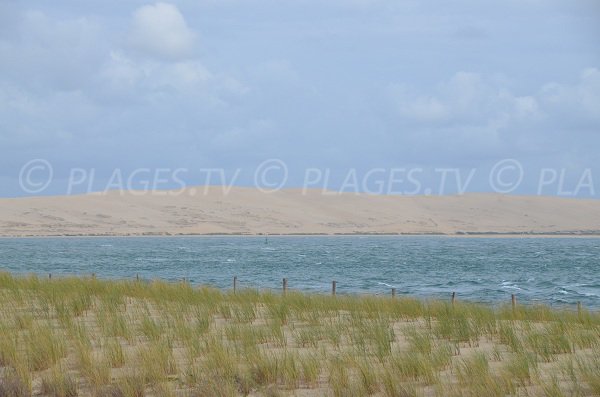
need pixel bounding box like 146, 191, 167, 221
237, 276, 585, 314
44, 272, 585, 314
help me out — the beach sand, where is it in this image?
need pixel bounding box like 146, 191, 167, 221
0, 273, 599, 396
1, 188, 600, 237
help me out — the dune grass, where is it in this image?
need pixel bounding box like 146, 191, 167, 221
0, 272, 598, 396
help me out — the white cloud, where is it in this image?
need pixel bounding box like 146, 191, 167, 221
390, 72, 547, 125
99, 52, 142, 93
128, 2, 196, 60
386, 68, 600, 162
540, 67, 600, 122
391, 90, 448, 122
0, 0, 598, 196
97, 51, 247, 109
513, 96, 540, 120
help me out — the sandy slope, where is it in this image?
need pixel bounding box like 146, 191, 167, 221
1, 187, 600, 236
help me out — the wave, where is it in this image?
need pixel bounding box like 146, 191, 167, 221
582, 292, 600, 298
500, 281, 522, 291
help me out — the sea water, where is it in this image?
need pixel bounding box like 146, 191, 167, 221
1, 236, 599, 307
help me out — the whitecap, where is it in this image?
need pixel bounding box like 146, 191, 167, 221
582, 292, 600, 298
377, 282, 396, 288
147, 258, 167, 263
500, 282, 522, 291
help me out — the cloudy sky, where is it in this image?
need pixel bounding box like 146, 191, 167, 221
1, 0, 599, 196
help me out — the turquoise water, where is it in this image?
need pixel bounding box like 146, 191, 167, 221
0, 236, 599, 307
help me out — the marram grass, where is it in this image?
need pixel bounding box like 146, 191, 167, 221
0, 272, 599, 396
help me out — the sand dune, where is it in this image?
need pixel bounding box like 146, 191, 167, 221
1, 188, 600, 237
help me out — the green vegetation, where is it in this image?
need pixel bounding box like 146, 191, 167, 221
0, 272, 598, 396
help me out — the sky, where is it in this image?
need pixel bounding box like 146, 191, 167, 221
0, 0, 599, 197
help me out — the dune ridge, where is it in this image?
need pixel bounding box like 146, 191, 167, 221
1, 187, 600, 237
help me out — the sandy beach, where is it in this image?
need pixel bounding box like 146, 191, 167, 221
1, 188, 600, 237
0, 273, 598, 396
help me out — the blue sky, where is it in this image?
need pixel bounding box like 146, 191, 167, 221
0, 0, 599, 196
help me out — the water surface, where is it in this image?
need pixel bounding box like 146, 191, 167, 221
1, 236, 599, 307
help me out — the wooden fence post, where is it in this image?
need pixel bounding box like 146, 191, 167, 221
452, 292, 456, 306
283, 278, 288, 295
511, 294, 516, 311
233, 276, 238, 294
391, 288, 396, 298
332, 281, 337, 296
